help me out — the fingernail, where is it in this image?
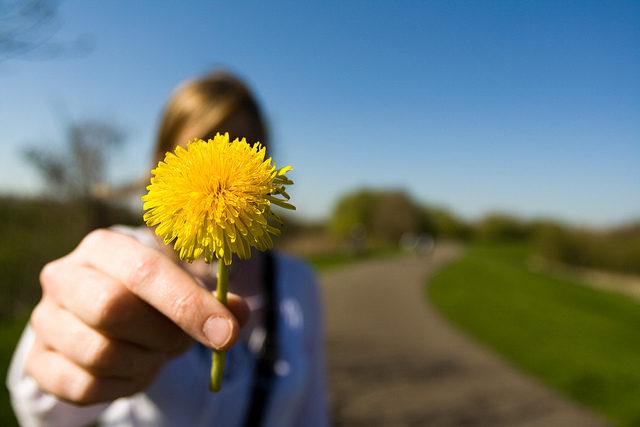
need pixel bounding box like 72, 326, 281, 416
203, 316, 233, 350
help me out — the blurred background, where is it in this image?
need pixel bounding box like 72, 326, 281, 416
0, 0, 638, 425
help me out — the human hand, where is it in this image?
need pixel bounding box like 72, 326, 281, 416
25, 229, 250, 405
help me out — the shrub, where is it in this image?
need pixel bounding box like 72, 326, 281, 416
535, 221, 640, 275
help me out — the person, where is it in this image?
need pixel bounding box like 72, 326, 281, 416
7, 70, 330, 427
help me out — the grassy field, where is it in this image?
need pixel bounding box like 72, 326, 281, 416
429, 242, 640, 426
1, 313, 30, 427
305, 246, 403, 271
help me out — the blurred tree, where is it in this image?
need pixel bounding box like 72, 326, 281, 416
331, 188, 435, 245
329, 188, 380, 239
422, 206, 470, 240
23, 117, 127, 228
24, 118, 126, 200
0, 0, 94, 63
474, 212, 530, 242
371, 190, 422, 243
534, 221, 640, 275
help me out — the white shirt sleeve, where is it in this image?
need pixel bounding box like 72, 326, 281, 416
6, 325, 110, 427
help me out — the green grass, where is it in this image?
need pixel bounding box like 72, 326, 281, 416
1, 312, 30, 427
429, 242, 640, 427
306, 246, 403, 271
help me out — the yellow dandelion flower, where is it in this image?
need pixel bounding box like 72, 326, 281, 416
142, 132, 294, 266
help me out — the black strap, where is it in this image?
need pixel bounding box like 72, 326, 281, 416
243, 251, 278, 427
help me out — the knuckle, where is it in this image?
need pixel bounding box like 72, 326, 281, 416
69, 372, 155, 406
39, 260, 62, 293
80, 228, 112, 249
91, 286, 131, 330
168, 289, 201, 326
127, 250, 164, 291
81, 338, 120, 374
60, 368, 138, 406
25, 354, 100, 406
65, 378, 112, 406
40, 228, 115, 294
29, 301, 47, 331
23, 341, 45, 379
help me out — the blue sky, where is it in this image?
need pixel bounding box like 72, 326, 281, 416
1, 0, 638, 227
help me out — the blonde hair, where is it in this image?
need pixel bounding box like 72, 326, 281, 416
154, 70, 268, 165
93, 70, 269, 200
92, 71, 269, 200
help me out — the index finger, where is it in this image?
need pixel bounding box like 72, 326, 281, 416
73, 229, 239, 351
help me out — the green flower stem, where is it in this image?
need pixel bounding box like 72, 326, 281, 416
210, 260, 229, 392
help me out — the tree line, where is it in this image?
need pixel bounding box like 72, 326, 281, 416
327, 187, 640, 276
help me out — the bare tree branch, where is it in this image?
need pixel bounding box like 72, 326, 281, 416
0, 0, 95, 62
22, 117, 126, 201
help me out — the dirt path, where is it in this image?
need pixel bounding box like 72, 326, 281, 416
320, 243, 613, 426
